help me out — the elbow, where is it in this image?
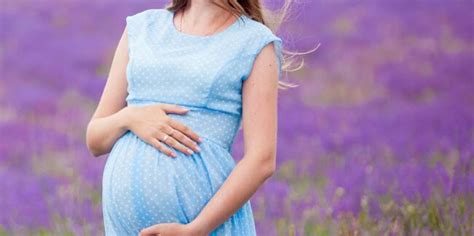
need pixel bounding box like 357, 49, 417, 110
86, 137, 101, 157
88, 144, 103, 158
262, 157, 276, 179
256, 150, 277, 179
85, 125, 103, 158
86, 134, 104, 157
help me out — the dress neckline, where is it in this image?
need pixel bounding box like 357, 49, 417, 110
167, 9, 244, 40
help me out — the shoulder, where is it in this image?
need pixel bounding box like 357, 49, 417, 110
127, 8, 170, 18
241, 17, 277, 37
126, 8, 171, 26
234, 16, 284, 80
236, 16, 278, 41
125, 8, 170, 36
237, 16, 283, 56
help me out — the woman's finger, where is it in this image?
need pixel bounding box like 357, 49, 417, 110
158, 103, 189, 114
170, 129, 201, 153
167, 118, 202, 143
160, 131, 194, 156
149, 137, 176, 158
160, 123, 199, 154
139, 224, 160, 235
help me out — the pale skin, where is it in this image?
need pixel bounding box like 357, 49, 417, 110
85, 0, 279, 235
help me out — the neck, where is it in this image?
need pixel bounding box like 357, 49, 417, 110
182, 0, 232, 27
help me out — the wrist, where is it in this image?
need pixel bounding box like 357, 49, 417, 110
187, 220, 210, 236
117, 106, 133, 132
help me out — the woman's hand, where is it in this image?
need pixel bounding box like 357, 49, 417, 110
138, 222, 207, 236
124, 103, 202, 158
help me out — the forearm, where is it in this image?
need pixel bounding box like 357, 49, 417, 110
189, 154, 275, 234
86, 107, 130, 157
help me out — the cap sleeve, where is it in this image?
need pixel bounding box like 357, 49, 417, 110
241, 28, 284, 81
125, 9, 155, 55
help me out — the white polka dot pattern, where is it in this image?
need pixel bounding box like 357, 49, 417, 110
102, 8, 282, 235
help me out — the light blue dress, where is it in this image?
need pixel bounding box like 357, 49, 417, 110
102, 8, 283, 235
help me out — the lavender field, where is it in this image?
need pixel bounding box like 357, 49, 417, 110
1, 0, 473, 235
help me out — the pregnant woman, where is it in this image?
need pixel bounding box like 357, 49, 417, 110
86, 0, 299, 235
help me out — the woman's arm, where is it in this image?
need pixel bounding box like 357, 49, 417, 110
86, 26, 202, 158
139, 42, 279, 236
86, 27, 130, 157
190, 42, 280, 234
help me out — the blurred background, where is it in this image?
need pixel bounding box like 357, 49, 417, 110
1, 0, 473, 235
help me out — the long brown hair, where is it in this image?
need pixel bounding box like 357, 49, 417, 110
165, 0, 319, 89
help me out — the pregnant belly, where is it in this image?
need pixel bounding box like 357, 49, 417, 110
101, 130, 236, 234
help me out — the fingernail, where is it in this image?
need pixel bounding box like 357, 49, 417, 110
171, 152, 177, 158
198, 137, 203, 142
196, 146, 201, 152
188, 149, 194, 155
